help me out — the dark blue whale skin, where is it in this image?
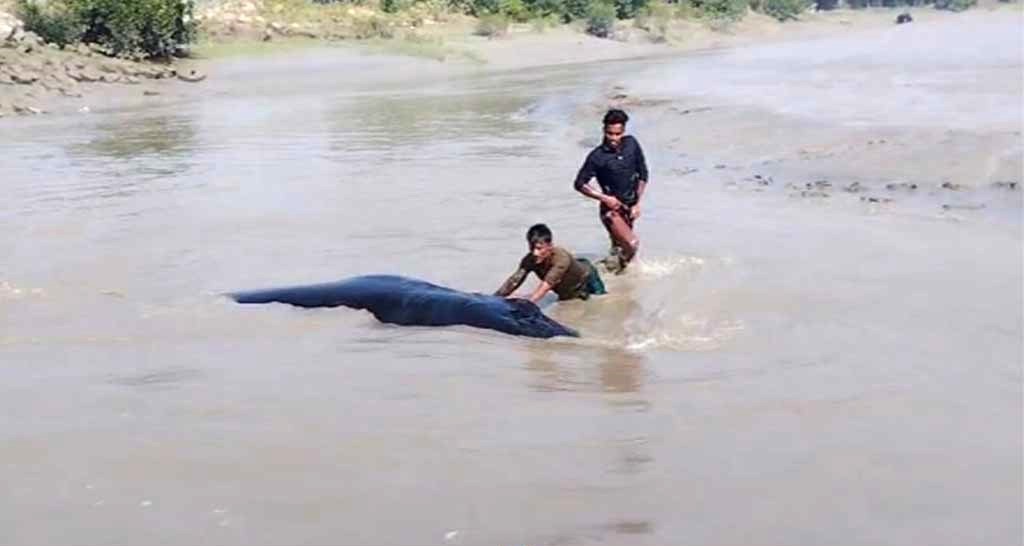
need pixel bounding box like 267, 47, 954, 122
230, 274, 578, 339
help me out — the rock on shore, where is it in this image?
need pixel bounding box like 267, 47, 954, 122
0, 8, 205, 118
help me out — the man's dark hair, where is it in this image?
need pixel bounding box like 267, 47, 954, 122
526, 223, 553, 246
603, 109, 629, 126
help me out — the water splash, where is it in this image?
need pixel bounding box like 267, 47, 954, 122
624, 313, 744, 352
632, 256, 708, 279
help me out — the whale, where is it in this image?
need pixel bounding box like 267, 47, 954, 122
230, 274, 579, 339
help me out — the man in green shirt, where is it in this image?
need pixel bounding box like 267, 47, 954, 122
494, 224, 607, 304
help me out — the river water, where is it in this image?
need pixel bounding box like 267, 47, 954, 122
1, 15, 1021, 546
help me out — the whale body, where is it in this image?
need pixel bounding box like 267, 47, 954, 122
230, 274, 578, 339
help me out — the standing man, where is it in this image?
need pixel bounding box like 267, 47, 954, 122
573, 108, 649, 274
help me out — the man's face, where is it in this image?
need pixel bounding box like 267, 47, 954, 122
604, 123, 625, 150
531, 241, 554, 262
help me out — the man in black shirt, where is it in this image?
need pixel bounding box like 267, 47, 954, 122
573, 109, 649, 273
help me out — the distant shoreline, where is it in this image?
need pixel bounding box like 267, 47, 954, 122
1, 1, 1020, 119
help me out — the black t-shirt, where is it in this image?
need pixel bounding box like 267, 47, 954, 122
574, 135, 649, 206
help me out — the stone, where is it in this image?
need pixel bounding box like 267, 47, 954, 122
21, 31, 43, 47
99, 60, 123, 73
861, 196, 893, 204
12, 103, 44, 115
68, 67, 103, 82
9, 67, 39, 84
942, 203, 985, 211
177, 69, 207, 83
2, 12, 25, 43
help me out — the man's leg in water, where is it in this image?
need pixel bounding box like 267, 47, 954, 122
600, 207, 639, 271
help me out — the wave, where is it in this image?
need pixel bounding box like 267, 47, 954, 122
623, 314, 745, 352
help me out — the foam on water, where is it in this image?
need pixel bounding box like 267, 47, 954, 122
631, 255, 707, 279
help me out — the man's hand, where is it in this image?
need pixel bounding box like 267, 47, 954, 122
528, 281, 553, 304
630, 204, 641, 219
602, 195, 623, 210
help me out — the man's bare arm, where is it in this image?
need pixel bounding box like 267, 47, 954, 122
527, 281, 553, 304
494, 268, 528, 297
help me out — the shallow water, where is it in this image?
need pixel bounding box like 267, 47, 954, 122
1, 19, 1021, 546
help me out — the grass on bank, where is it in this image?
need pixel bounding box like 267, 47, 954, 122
191, 30, 487, 64
190, 35, 323, 59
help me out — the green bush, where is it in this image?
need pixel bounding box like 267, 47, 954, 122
381, 0, 409, 13
526, 12, 559, 30
562, 0, 591, 19
351, 15, 395, 38
500, 0, 532, 21
527, 0, 566, 18
585, 0, 616, 36
470, 0, 502, 14
81, 0, 196, 58
446, 0, 474, 13
15, 0, 82, 47
615, 0, 648, 17
758, 0, 809, 19
474, 12, 511, 34
685, 0, 747, 19
934, 0, 975, 10
634, 1, 671, 40
17, 0, 195, 58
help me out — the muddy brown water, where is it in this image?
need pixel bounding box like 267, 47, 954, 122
1, 17, 1021, 546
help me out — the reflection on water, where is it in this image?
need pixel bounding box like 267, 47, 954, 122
74, 113, 198, 160
57, 113, 200, 204
524, 342, 646, 395
326, 88, 542, 164
600, 346, 644, 394
342, 92, 532, 140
